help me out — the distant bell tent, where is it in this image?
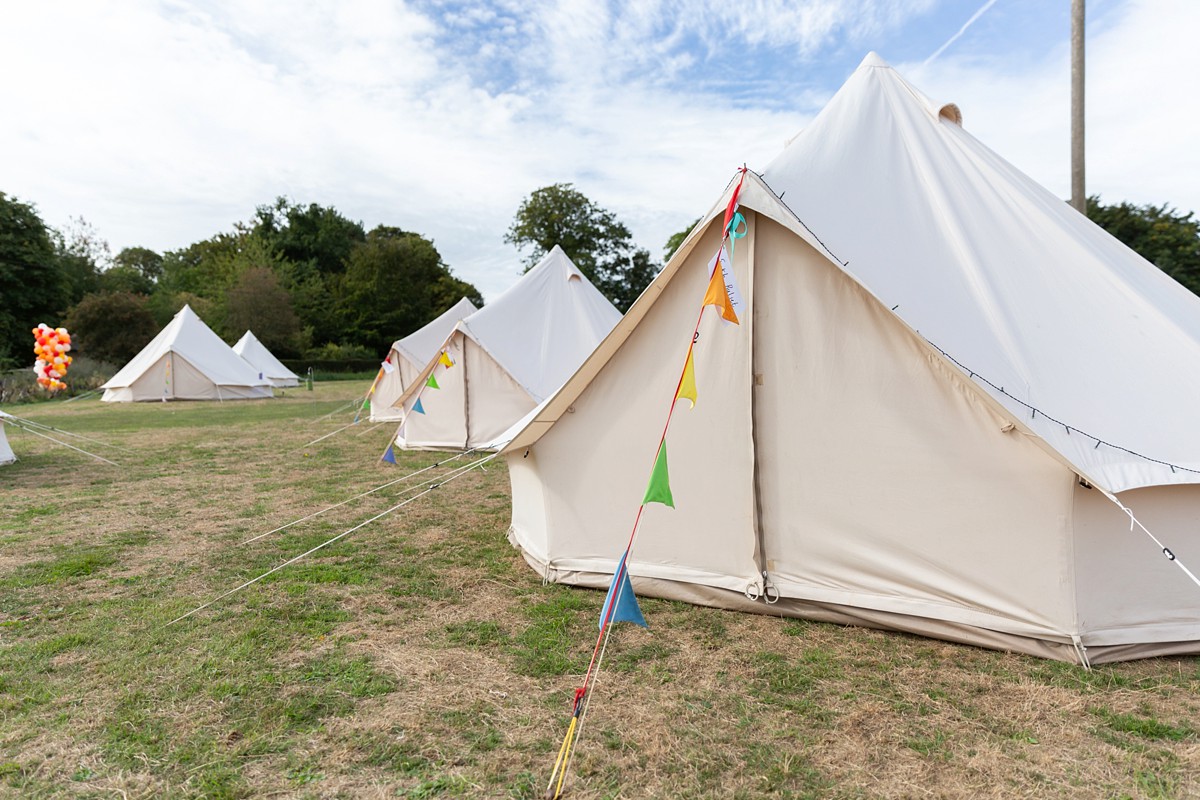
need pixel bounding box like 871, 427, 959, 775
368, 297, 478, 423
233, 330, 300, 388
0, 414, 15, 465
102, 305, 273, 402
500, 53, 1200, 666
387, 246, 621, 451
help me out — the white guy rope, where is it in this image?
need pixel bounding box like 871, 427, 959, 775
6, 420, 118, 466
239, 448, 483, 545
167, 451, 499, 626
1103, 490, 1200, 590
3, 413, 134, 453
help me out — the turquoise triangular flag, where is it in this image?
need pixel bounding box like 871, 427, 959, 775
413, 398, 425, 415
381, 444, 396, 464
599, 551, 647, 629
642, 441, 674, 508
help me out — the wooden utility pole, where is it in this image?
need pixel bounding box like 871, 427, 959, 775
1070, 0, 1086, 213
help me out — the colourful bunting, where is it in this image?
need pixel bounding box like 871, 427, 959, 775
381, 444, 396, 464
725, 211, 747, 258
413, 398, 426, 415
426, 373, 440, 389
676, 346, 697, 409
702, 254, 739, 325
721, 168, 746, 235
599, 551, 647, 629
439, 351, 454, 368
642, 441, 674, 508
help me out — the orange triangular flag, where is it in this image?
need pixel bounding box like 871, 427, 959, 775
702, 257, 739, 325
676, 346, 697, 409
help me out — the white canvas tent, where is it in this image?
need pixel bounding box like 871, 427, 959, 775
102, 305, 273, 402
233, 330, 300, 388
500, 53, 1200, 664
391, 247, 621, 450
369, 297, 477, 422
0, 412, 15, 465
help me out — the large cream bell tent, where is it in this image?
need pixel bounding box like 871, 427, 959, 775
500, 53, 1200, 665
233, 330, 300, 388
389, 246, 621, 451
102, 305, 273, 402
369, 297, 478, 423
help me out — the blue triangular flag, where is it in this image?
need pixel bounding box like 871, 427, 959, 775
599, 551, 647, 629
381, 444, 396, 464
413, 398, 425, 415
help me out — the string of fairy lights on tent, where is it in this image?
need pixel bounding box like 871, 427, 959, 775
756, 170, 1200, 477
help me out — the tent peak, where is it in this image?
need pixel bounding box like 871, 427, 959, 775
858, 51, 891, 70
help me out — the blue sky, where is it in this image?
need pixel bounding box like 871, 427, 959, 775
1, 0, 1194, 301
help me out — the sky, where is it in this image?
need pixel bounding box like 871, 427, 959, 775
2, 0, 1196, 302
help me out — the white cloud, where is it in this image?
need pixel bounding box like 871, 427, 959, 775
0, 0, 1194, 306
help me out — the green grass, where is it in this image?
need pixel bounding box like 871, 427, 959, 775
3, 383, 1200, 798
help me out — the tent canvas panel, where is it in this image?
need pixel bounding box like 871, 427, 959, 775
369, 351, 424, 422
397, 334, 470, 449
106, 352, 172, 402
1073, 483, 1200, 646
0, 422, 14, 465
460, 336, 539, 447
752, 214, 1078, 640
506, 219, 760, 593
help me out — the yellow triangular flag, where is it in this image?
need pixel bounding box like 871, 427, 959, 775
439, 351, 454, 368
676, 346, 697, 409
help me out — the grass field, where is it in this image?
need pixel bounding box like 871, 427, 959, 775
2, 382, 1200, 799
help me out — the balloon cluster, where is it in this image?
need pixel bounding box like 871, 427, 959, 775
32, 324, 73, 392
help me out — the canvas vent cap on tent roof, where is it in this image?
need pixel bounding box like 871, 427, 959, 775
938, 102, 963, 126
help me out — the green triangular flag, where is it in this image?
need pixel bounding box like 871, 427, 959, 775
426, 373, 440, 389
642, 441, 674, 508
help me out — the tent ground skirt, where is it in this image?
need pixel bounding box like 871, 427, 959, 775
510, 536, 1200, 666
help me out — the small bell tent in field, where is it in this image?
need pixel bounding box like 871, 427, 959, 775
0, 413, 15, 465
233, 330, 300, 388
102, 305, 273, 402
388, 246, 621, 451
368, 297, 478, 423
500, 53, 1200, 665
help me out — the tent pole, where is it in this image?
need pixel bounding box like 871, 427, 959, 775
461, 338, 471, 450
745, 210, 773, 601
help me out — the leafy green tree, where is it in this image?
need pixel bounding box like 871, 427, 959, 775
0, 192, 62, 367
64, 291, 159, 365
250, 199, 367, 347
98, 265, 154, 295
1087, 196, 1200, 294
225, 266, 303, 356
252, 198, 365, 277
341, 226, 482, 354
52, 216, 111, 306
664, 218, 701, 260
114, 246, 164, 284
505, 183, 658, 311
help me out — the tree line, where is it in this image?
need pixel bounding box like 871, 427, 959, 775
0, 186, 679, 371
2, 186, 1198, 371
